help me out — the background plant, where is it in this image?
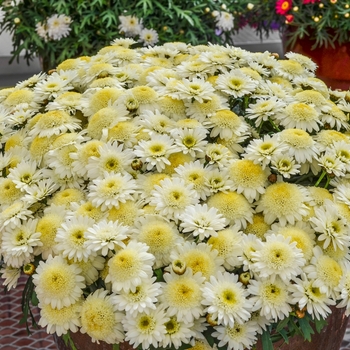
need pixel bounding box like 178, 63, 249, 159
240, 0, 350, 49
0, 0, 245, 70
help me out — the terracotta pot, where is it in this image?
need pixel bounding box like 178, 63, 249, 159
283, 33, 350, 90
255, 306, 349, 350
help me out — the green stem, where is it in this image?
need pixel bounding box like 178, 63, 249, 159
324, 175, 331, 189
268, 118, 281, 132
314, 170, 327, 187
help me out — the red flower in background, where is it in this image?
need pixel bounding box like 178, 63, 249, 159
285, 14, 294, 23
275, 0, 292, 15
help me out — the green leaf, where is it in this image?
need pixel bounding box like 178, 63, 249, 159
261, 330, 274, 350
314, 317, 328, 334
298, 317, 315, 342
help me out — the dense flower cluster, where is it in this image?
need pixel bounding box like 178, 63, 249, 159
242, 0, 350, 49
1, 40, 350, 350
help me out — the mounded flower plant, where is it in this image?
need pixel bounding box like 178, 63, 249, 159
1, 39, 350, 350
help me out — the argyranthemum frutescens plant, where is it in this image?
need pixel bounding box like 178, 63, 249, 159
1, 40, 350, 350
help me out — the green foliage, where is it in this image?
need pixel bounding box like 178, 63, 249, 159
0, 0, 246, 70
238, 0, 350, 49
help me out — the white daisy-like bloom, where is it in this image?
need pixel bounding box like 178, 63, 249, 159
317, 152, 346, 178
122, 305, 169, 350
160, 268, 205, 323
80, 288, 124, 344
207, 190, 254, 228
170, 241, 224, 280
0, 265, 21, 290
162, 314, 196, 349
131, 215, 183, 269
137, 109, 175, 135
174, 78, 215, 103
1, 218, 42, 268
333, 181, 350, 206
174, 161, 212, 200
29, 110, 81, 138
38, 300, 82, 336
72, 255, 105, 286
118, 15, 142, 36
239, 234, 262, 273
268, 221, 316, 262
34, 73, 73, 100
243, 134, 288, 169
256, 182, 310, 226
0, 201, 33, 231
329, 140, 350, 172
47, 14, 72, 41
35, 21, 49, 41
215, 11, 234, 31
201, 271, 253, 327
212, 320, 258, 350
85, 219, 128, 256
207, 225, 244, 271
209, 109, 249, 140
87, 171, 138, 211
336, 264, 350, 316
6, 107, 36, 127
215, 69, 258, 98
271, 154, 301, 178
251, 234, 306, 283
285, 51, 318, 73
304, 246, 343, 299
273, 58, 310, 80
114, 277, 162, 316
290, 273, 335, 320
139, 27, 159, 46
277, 101, 321, 132
22, 178, 60, 205
86, 141, 134, 179
309, 199, 350, 251
245, 96, 286, 127
33, 255, 85, 309
248, 276, 292, 322
106, 240, 155, 293
55, 215, 95, 262
46, 91, 83, 115
171, 127, 208, 158
178, 203, 226, 241
134, 134, 177, 172
150, 177, 200, 222
205, 143, 235, 169
228, 159, 268, 203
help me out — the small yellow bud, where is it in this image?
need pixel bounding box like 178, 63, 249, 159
204, 7, 210, 13
319, 3, 324, 8
206, 313, 218, 326
14, 17, 21, 24
162, 26, 168, 31
221, 4, 227, 10
313, 16, 320, 22
23, 263, 36, 276
239, 272, 251, 286
247, 3, 254, 10
293, 6, 299, 11
345, 4, 350, 8
345, 13, 350, 18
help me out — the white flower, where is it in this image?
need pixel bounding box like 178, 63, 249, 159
179, 203, 226, 241
160, 269, 205, 323
215, 11, 234, 31
85, 219, 128, 256
55, 215, 95, 262
150, 177, 199, 221
114, 277, 162, 316
80, 289, 124, 344
309, 199, 350, 250
271, 155, 301, 178
0, 265, 21, 290
171, 127, 208, 157
174, 78, 215, 103
118, 15, 142, 36
134, 134, 177, 172
290, 273, 335, 320
7, 160, 42, 190
33, 255, 85, 309
215, 69, 258, 98
251, 234, 306, 283
212, 320, 258, 350
47, 14, 72, 41
139, 28, 159, 46
201, 271, 253, 327
248, 277, 292, 322
106, 240, 155, 293
317, 152, 346, 177
1, 219, 42, 268
88, 171, 138, 211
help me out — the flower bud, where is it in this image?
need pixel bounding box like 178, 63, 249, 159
14, 17, 21, 24
247, 3, 254, 10
239, 271, 251, 286
131, 158, 143, 171
206, 313, 218, 326
172, 259, 186, 275
23, 263, 35, 275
